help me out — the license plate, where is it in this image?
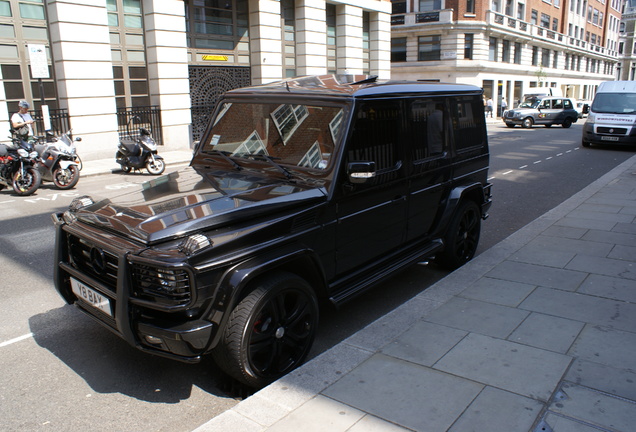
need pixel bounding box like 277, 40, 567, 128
601, 136, 619, 141
71, 278, 113, 317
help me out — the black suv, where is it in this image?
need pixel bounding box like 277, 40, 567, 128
52, 75, 492, 388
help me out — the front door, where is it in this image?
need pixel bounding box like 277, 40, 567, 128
335, 100, 408, 275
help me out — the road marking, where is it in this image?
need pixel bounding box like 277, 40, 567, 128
546, 157, 553, 160
0, 333, 33, 348
519, 165, 528, 169
533, 160, 542, 164
502, 170, 513, 175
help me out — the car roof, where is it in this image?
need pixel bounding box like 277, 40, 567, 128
224, 75, 484, 100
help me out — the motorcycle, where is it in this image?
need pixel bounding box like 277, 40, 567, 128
0, 135, 41, 196
115, 117, 165, 175
34, 130, 82, 190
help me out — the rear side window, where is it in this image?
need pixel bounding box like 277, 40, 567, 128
564, 99, 573, 109
450, 96, 486, 151
409, 98, 448, 161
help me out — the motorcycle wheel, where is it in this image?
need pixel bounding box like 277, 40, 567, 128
146, 158, 165, 175
53, 165, 80, 190
12, 167, 41, 196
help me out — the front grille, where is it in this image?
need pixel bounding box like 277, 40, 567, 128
67, 234, 118, 293
597, 126, 628, 135
132, 264, 192, 307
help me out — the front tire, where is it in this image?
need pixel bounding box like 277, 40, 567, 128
52, 165, 80, 189
522, 117, 533, 128
213, 272, 319, 388
12, 167, 41, 196
505, 123, 515, 128
562, 118, 573, 128
436, 200, 481, 270
146, 157, 165, 175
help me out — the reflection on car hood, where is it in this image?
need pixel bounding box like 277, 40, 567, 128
75, 166, 327, 244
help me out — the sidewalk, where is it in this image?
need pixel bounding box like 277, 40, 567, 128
192, 153, 636, 432
80, 150, 194, 177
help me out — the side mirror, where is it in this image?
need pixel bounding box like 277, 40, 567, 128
75, 137, 82, 142
347, 161, 376, 184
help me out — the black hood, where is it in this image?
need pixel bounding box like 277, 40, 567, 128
75, 166, 326, 244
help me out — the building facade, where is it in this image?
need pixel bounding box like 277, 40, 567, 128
0, 0, 391, 159
390, 0, 622, 113
618, 0, 636, 79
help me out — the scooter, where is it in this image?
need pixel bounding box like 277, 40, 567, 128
34, 130, 82, 190
0, 134, 41, 196
115, 117, 165, 175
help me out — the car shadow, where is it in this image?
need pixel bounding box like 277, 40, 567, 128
28, 306, 243, 403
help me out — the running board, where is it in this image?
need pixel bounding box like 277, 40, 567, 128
328, 239, 444, 306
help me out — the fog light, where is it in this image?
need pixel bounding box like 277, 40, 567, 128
145, 335, 163, 345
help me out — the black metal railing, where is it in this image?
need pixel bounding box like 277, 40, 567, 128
31, 108, 71, 135
116, 106, 163, 145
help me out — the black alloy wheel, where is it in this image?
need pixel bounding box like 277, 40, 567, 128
436, 200, 481, 270
213, 272, 319, 388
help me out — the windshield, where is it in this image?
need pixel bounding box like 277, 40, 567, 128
591, 93, 636, 114
519, 100, 540, 108
202, 101, 346, 171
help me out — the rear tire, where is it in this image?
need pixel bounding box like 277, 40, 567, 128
436, 200, 481, 270
212, 272, 319, 388
562, 118, 573, 128
12, 167, 41, 196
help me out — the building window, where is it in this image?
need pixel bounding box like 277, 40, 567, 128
464, 34, 474, 59
517, 2, 524, 19
552, 50, 558, 68
326, 4, 337, 73
492, 0, 501, 12
514, 42, 522, 64
532, 46, 538, 66
281, 0, 296, 78
552, 18, 558, 31
531, 9, 538, 25
540, 13, 550, 28
542, 48, 550, 66
362, 12, 370, 74
466, 0, 475, 13
505, 0, 513, 15
418, 35, 441, 61
502, 40, 510, 62
391, 37, 407, 62
488, 37, 498, 61
419, 0, 442, 11
565, 53, 570, 70
392, 0, 407, 13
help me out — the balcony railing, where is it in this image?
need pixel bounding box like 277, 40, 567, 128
487, 11, 618, 59
391, 9, 454, 26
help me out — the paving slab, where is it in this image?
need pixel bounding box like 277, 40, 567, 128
458, 277, 536, 307
485, 260, 587, 291
266, 395, 365, 432
323, 354, 483, 432
567, 324, 636, 371
525, 234, 614, 257
564, 359, 636, 402
434, 333, 571, 402
449, 386, 543, 432
538, 412, 602, 432
581, 229, 636, 246
549, 382, 636, 432
508, 312, 584, 354
578, 274, 636, 303
519, 287, 636, 332
423, 297, 529, 339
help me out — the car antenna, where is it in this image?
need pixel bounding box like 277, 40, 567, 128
285, 81, 290, 92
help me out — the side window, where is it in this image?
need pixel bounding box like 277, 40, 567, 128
564, 99, 573, 109
450, 96, 487, 151
410, 98, 447, 161
541, 99, 551, 109
553, 99, 563, 109
347, 100, 402, 185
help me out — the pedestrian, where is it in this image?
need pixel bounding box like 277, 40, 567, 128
500, 97, 507, 116
486, 98, 493, 118
11, 100, 35, 140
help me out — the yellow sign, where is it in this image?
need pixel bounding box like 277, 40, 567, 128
202, 55, 228, 62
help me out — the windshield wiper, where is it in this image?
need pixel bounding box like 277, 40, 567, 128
244, 153, 294, 180
203, 150, 242, 170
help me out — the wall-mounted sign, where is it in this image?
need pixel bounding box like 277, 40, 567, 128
28, 44, 49, 78
442, 51, 457, 60
202, 55, 229, 62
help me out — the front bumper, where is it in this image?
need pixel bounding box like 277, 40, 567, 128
52, 213, 216, 363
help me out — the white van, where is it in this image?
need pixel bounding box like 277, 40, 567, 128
582, 81, 636, 148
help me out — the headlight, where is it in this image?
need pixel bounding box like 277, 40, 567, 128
17, 148, 28, 157
29, 151, 38, 158
69, 195, 94, 212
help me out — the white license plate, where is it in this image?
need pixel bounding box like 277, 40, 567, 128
71, 278, 113, 317
601, 136, 619, 141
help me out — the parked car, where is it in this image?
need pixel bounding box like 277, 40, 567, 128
51, 75, 492, 388
503, 96, 579, 128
